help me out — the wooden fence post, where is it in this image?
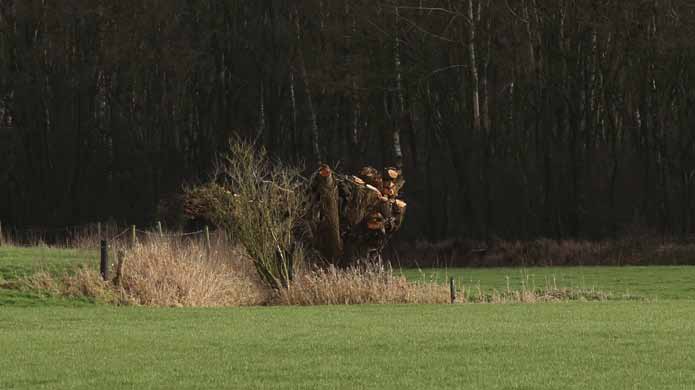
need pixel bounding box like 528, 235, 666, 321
131, 225, 137, 247
450, 277, 457, 304
157, 221, 163, 237
100, 240, 109, 281
204, 225, 211, 258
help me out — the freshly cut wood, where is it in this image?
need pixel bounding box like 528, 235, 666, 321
359, 166, 383, 190
378, 197, 392, 228
319, 164, 332, 177
352, 176, 365, 185
310, 164, 407, 265
386, 167, 400, 180
365, 184, 381, 195
392, 199, 407, 232
382, 181, 396, 197
382, 167, 405, 199
313, 164, 342, 262
342, 180, 381, 229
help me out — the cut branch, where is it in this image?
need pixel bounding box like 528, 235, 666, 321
310, 164, 407, 265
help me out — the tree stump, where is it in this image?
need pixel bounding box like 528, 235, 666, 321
310, 164, 406, 265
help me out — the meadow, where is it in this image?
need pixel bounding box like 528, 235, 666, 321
2, 246, 694, 302
2, 303, 695, 389
1, 246, 695, 389
0, 246, 96, 306
403, 266, 695, 300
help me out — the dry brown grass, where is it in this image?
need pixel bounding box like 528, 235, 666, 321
117, 238, 267, 307
275, 262, 619, 305
15, 235, 626, 307
0, 222, 117, 249
69, 222, 123, 249
21, 249, 451, 306
20, 236, 268, 307
456, 285, 614, 304
20, 268, 126, 304
277, 262, 450, 305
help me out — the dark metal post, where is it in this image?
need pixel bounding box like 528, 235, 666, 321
450, 277, 456, 304
100, 240, 109, 281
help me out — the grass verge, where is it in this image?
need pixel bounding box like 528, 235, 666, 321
8, 245, 691, 306
10, 242, 628, 306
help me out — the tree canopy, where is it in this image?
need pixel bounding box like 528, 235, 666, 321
2, 0, 695, 240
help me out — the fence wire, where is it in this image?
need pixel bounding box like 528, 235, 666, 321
135, 229, 205, 237
0, 222, 213, 247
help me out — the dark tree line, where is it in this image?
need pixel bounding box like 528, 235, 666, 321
2, 0, 695, 241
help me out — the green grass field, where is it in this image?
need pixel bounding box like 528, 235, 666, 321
0, 246, 96, 306
2, 303, 694, 389
402, 266, 695, 300
0, 246, 95, 280
2, 246, 695, 389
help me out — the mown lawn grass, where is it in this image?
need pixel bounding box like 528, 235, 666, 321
1, 247, 695, 388
1, 302, 694, 389
402, 266, 695, 300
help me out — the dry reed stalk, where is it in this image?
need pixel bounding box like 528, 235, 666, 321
18, 237, 268, 306
455, 285, 614, 304
277, 263, 450, 305
117, 238, 268, 307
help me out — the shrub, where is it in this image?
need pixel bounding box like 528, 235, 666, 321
184, 140, 309, 289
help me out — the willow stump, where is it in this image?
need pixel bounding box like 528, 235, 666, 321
310, 164, 406, 265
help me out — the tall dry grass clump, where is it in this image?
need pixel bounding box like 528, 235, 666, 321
17, 236, 268, 307
18, 235, 450, 306
277, 262, 450, 305
455, 284, 615, 304
19, 268, 125, 304
117, 238, 267, 307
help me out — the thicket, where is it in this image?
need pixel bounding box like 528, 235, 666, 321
183, 141, 308, 289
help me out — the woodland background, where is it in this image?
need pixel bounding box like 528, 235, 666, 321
2, 1, 695, 242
